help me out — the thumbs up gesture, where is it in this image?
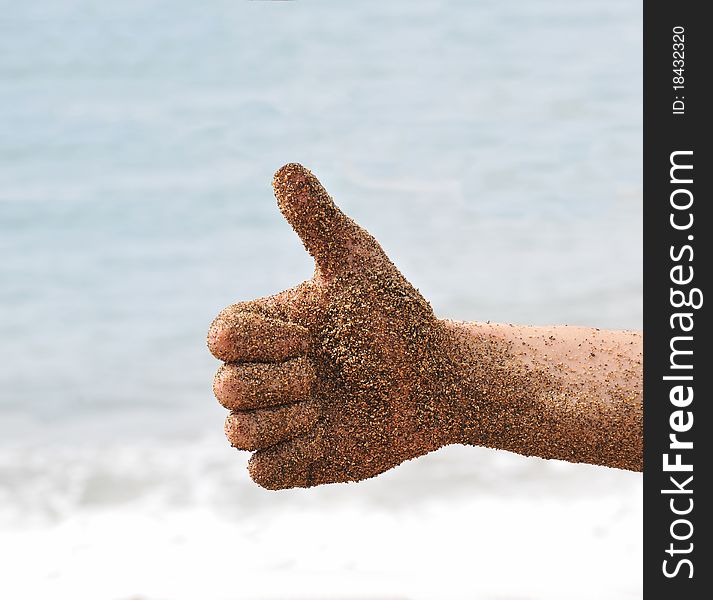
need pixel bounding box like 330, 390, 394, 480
209, 164, 644, 489
208, 164, 459, 489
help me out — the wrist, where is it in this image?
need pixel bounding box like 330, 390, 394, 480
432, 319, 513, 448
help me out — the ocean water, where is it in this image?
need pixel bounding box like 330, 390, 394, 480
0, 1, 642, 599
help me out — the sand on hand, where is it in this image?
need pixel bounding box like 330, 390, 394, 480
208, 164, 643, 490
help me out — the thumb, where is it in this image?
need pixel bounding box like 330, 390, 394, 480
272, 163, 385, 277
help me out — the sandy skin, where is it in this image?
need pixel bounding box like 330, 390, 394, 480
207, 164, 642, 490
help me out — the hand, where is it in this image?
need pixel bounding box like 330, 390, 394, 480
207, 164, 460, 489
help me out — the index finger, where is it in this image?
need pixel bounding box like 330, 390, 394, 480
207, 311, 310, 363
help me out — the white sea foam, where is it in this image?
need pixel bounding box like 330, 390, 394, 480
1, 438, 642, 600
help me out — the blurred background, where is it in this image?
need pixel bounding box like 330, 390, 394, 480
0, 1, 642, 598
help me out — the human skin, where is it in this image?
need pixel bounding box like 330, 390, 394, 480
207, 163, 643, 490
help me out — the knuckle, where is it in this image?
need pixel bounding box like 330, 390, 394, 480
213, 366, 244, 409
247, 452, 283, 490
224, 412, 261, 450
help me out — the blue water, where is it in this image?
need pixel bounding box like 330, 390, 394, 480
0, 2, 642, 598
